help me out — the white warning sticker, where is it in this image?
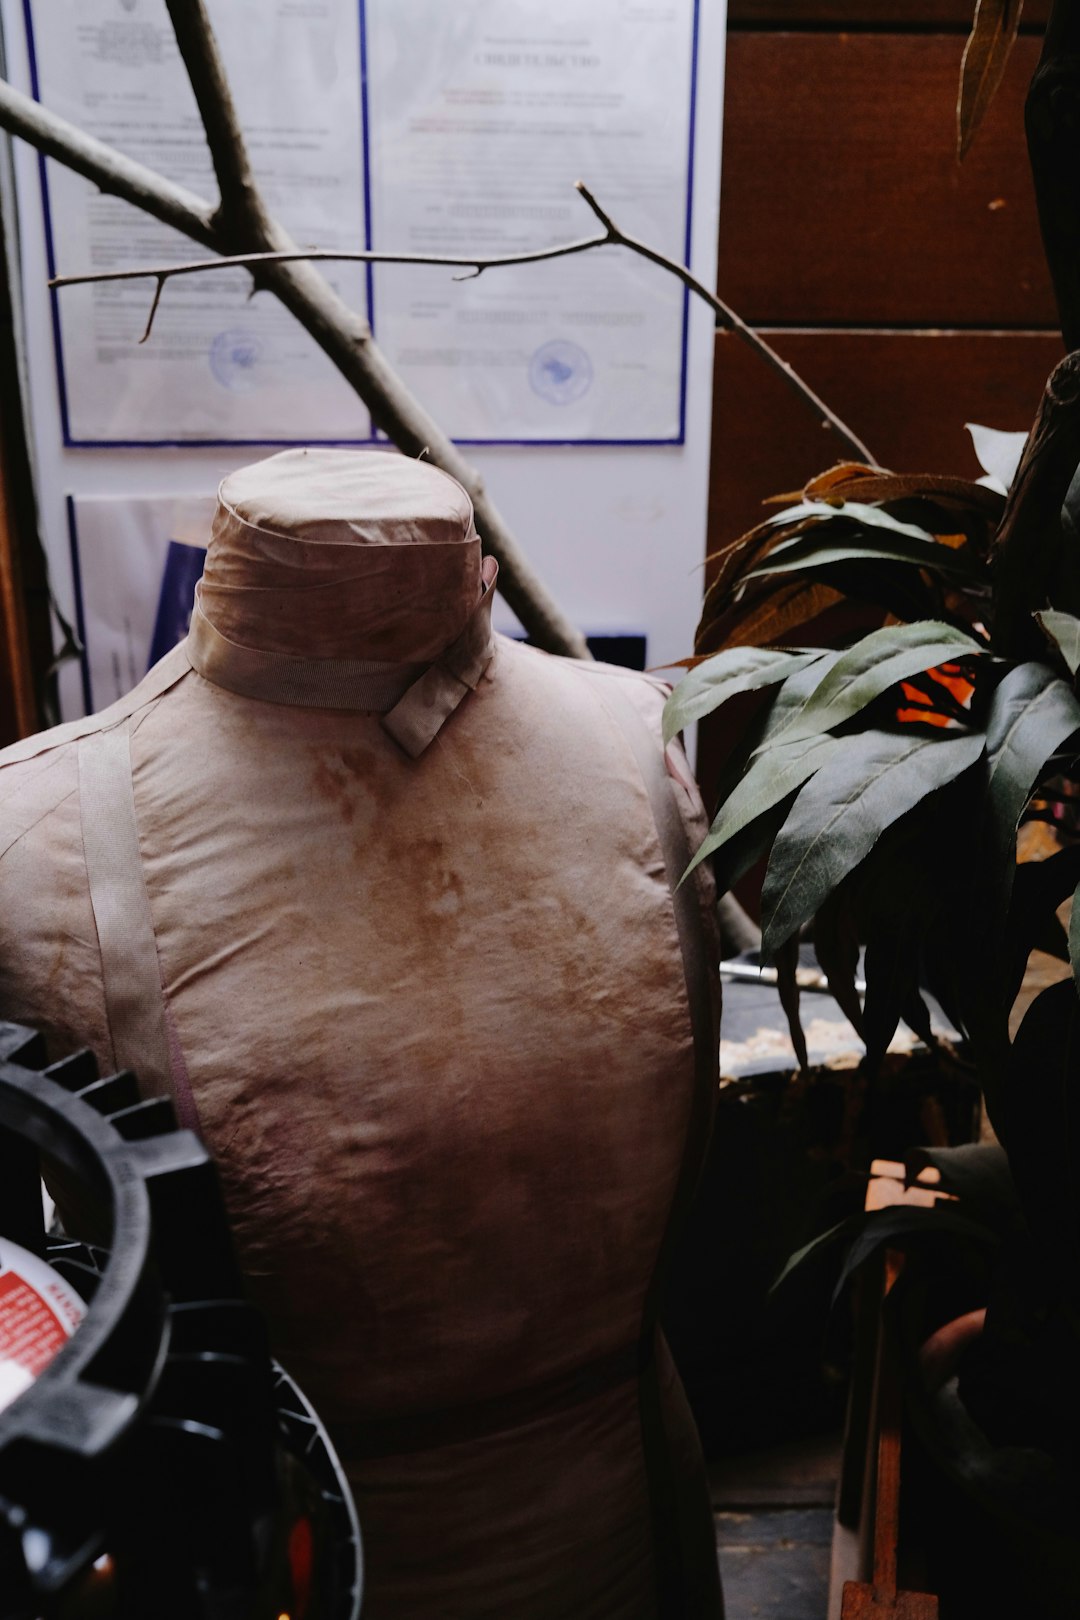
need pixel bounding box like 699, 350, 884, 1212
0, 1237, 87, 1415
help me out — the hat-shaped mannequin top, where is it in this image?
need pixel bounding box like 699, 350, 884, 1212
198, 448, 482, 663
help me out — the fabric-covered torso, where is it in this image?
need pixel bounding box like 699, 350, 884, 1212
0, 450, 722, 1619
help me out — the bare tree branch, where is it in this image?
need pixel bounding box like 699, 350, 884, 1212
165, 0, 264, 232
138, 275, 167, 345
49, 181, 878, 468
52, 235, 614, 296
2, 0, 877, 657
574, 187, 878, 467
0, 64, 589, 659
0, 77, 216, 245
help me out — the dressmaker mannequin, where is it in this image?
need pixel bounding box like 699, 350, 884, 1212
0, 449, 723, 1618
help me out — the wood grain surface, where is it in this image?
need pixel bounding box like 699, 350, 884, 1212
717, 32, 1056, 327
729, 1, 1049, 30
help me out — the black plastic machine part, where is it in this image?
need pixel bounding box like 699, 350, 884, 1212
0, 1022, 363, 1620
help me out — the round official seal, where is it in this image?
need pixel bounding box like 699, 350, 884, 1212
209, 329, 262, 393
529, 340, 593, 406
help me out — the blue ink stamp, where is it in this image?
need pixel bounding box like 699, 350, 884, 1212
209, 329, 262, 392
529, 340, 592, 406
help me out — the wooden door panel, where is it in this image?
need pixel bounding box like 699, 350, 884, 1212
729, 2, 1050, 27
718, 32, 1056, 328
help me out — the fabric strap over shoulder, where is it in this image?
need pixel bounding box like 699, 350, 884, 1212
77, 717, 196, 1126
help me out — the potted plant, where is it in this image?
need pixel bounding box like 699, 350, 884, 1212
664, 355, 1080, 1607
666, 356, 1080, 1085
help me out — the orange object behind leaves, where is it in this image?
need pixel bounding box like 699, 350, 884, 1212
896, 661, 977, 729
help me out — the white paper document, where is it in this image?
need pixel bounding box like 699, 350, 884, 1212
22, 0, 698, 446
68, 494, 213, 710
364, 0, 699, 442
27, 0, 371, 445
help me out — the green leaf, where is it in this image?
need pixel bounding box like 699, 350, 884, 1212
746, 531, 985, 588
1071, 879, 1080, 1002
708, 694, 782, 815
712, 795, 795, 897
862, 923, 921, 1075
775, 935, 809, 1074
771, 1205, 999, 1300
662, 646, 823, 744
770, 1216, 851, 1295
767, 500, 940, 544
848, 820, 949, 1068
830, 1207, 999, 1300
1036, 610, 1080, 678
686, 655, 847, 893
684, 732, 841, 882
922, 921, 976, 1045
905, 1143, 1021, 1235
813, 887, 864, 1035
759, 620, 984, 752
901, 988, 938, 1050
757, 650, 844, 743
760, 729, 986, 956
982, 662, 1080, 917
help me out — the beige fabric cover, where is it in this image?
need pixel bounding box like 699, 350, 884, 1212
0, 449, 722, 1618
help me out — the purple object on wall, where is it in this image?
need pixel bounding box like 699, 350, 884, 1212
148, 541, 207, 670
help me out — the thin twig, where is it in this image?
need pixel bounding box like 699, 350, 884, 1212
48, 177, 877, 467
50, 233, 614, 292
580, 185, 877, 465
138, 275, 167, 345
